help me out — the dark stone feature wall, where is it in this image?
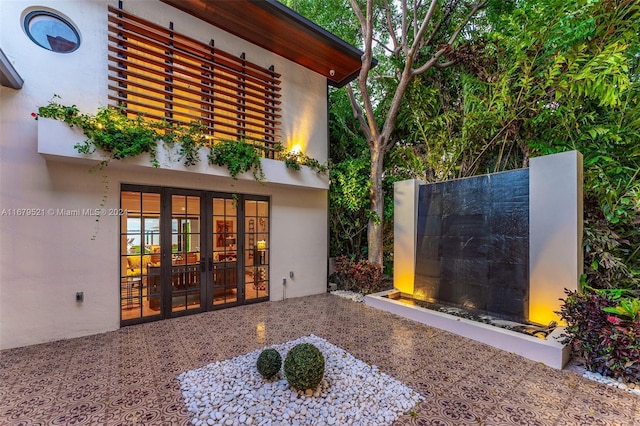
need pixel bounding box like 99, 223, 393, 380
415, 170, 530, 322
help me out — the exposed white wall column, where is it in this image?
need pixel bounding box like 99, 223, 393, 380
393, 179, 423, 294
529, 150, 583, 325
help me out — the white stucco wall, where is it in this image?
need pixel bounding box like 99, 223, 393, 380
0, 0, 329, 349
529, 150, 583, 325
393, 179, 422, 294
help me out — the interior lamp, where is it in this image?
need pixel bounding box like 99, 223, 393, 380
226, 236, 236, 249
257, 240, 266, 250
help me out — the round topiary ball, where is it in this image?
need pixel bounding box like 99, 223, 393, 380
284, 343, 325, 391
257, 348, 282, 379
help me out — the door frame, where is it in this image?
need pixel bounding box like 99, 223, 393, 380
162, 187, 206, 319
120, 184, 270, 326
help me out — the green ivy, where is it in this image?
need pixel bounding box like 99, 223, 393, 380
36, 96, 329, 188
280, 149, 328, 174
36, 96, 275, 182
36, 95, 203, 169
207, 139, 265, 181
164, 121, 208, 167
79, 108, 160, 167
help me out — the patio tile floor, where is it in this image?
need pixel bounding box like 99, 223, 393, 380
1, 293, 637, 425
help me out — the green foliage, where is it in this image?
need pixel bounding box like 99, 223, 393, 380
583, 196, 637, 289
283, 343, 325, 391
256, 348, 282, 379
330, 255, 387, 294
392, 0, 640, 289
36, 95, 83, 124
480, 0, 640, 289
326, 88, 372, 258
329, 156, 371, 258
559, 289, 640, 383
164, 121, 208, 167
78, 108, 160, 166
280, 0, 640, 286
602, 298, 640, 323
279, 149, 328, 174
36, 96, 303, 182
36, 95, 206, 169
207, 139, 265, 181
280, 0, 359, 46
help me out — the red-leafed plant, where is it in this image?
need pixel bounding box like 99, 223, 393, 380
331, 256, 386, 295
559, 289, 640, 383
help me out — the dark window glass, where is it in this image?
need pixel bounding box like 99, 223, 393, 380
24, 11, 80, 53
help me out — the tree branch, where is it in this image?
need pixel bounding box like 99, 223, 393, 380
349, 0, 380, 145
410, 46, 449, 75
401, 0, 408, 55
373, 36, 396, 55
346, 84, 373, 144
446, 0, 487, 46
412, 0, 487, 76
382, 0, 400, 55
348, 0, 367, 34
423, 0, 460, 48
412, 1, 418, 46
434, 59, 457, 68
408, 0, 439, 56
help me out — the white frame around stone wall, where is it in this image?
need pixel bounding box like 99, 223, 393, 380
393, 151, 583, 325
392, 179, 422, 295
529, 150, 583, 325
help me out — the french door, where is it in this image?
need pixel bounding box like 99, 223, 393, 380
120, 185, 270, 324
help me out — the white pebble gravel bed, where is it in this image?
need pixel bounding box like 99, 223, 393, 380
330, 290, 364, 303
582, 370, 640, 396
178, 334, 424, 426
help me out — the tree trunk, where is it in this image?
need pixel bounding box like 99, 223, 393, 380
368, 137, 385, 265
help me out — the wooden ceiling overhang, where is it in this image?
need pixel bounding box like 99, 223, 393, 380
159, 0, 368, 88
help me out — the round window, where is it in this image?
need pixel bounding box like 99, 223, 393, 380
24, 11, 80, 53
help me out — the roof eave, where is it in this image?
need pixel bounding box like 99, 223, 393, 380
0, 48, 23, 90
160, 0, 367, 87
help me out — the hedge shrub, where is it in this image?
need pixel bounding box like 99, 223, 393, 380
559, 289, 640, 383
283, 343, 325, 391
256, 348, 282, 379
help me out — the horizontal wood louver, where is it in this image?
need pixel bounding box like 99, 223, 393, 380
107, 6, 281, 157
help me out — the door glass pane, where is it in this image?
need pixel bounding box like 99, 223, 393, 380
120, 191, 161, 320
171, 195, 201, 313
245, 199, 269, 301
213, 197, 238, 305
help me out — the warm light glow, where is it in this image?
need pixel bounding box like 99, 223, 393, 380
394, 277, 414, 295
257, 240, 266, 250
529, 303, 565, 327
256, 322, 265, 343
290, 144, 302, 154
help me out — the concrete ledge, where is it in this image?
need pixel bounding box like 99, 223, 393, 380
365, 290, 571, 369
37, 117, 329, 190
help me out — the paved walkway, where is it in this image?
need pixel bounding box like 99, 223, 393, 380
0, 293, 637, 425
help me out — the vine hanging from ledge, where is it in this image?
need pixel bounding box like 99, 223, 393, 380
35, 95, 327, 180
35, 95, 206, 170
